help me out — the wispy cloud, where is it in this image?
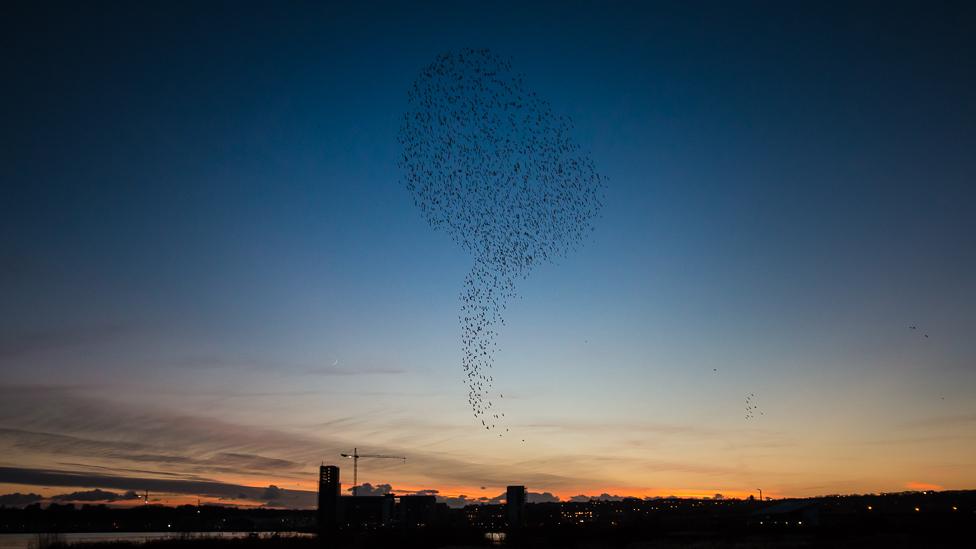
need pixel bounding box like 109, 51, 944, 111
0, 428, 303, 476
304, 365, 406, 376
168, 355, 272, 371
0, 466, 316, 507
0, 387, 323, 481
899, 414, 976, 430
523, 421, 721, 437
0, 324, 132, 361
164, 355, 407, 376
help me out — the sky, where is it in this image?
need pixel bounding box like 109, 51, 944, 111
1, 1, 975, 508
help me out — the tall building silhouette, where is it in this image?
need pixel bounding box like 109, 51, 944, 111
397, 495, 437, 527
318, 465, 340, 531
343, 494, 394, 529
506, 485, 526, 529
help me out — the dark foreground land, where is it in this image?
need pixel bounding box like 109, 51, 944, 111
5, 490, 974, 548
19, 529, 976, 548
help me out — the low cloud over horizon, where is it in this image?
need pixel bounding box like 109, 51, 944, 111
52, 489, 141, 502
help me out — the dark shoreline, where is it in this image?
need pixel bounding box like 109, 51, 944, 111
4, 491, 973, 547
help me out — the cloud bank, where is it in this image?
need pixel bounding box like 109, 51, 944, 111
52, 489, 140, 502
0, 492, 43, 507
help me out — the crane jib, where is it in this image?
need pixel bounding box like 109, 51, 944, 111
340, 448, 407, 497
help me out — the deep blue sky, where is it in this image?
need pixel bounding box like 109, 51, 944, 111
2, 1, 975, 501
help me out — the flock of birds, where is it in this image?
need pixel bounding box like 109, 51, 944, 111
399, 49, 605, 435
744, 393, 763, 421
909, 325, 929, 338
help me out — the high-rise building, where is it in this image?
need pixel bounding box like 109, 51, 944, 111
343, 494, 394, 529
318, 465, 341, 531
506, 485, 526, 529
396, 495, 437, 527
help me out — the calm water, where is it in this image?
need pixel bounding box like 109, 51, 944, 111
0, 532, 313, 548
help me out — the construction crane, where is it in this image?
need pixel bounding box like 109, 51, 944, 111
340, 448, 406, 496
